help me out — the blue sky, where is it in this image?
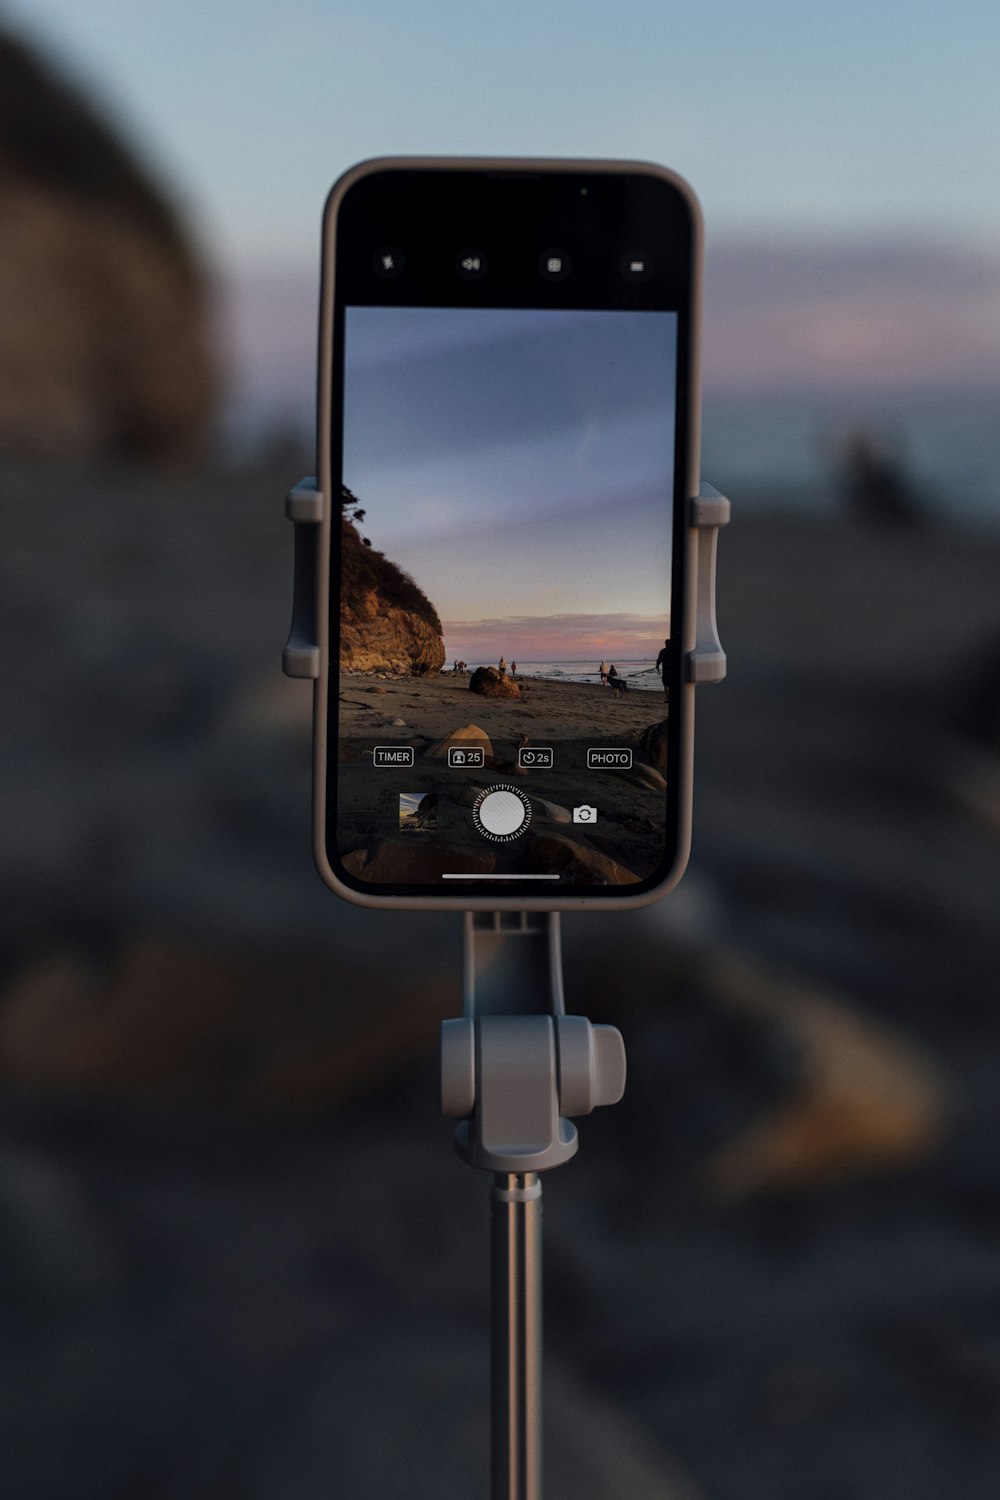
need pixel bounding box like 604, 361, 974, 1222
343, 307, 676, 661
7, 0, 1000, 458
7, 0, 1000, 275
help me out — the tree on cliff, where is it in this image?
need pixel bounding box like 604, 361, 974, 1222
341, 484, 370, 544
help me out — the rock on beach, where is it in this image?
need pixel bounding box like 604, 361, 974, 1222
525, 831, 640, 885
426, 724, 494, 759
626, 764, 667, 792
469, 666, 521, 699
343, 840, 496, 884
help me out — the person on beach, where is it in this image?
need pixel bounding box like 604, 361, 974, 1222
599, 660, 608, 685
499, 656, 507, 676
655, 638, 670, 702
607, 663, 618, 682
510, 660, 517, 678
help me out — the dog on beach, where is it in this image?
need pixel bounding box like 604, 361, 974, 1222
610, 676, 628, 698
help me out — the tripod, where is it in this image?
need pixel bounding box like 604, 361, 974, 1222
441, 912, 627, 1500
281, 468, 729, 1495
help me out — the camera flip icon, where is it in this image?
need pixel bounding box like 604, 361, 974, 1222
572, 805, 598, 824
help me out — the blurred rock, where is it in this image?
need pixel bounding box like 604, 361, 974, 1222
0, 942, 456, 1111
225, 671, 313, 741
960, 631, 1000, 755
703, 958, 949, 1196
247, 1327, 705, 1500
755, 1361, 846, 1429
878, 1315, 1000, 1436
0, 1143, 123, 1305
0, 31, 215, 462
945, 742, 1000, 835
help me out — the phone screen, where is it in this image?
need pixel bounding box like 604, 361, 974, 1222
323, 166, 696, 901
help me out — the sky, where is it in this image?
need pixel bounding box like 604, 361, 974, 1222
5, 0, 1000, 463
343, 307, 676, 662
7, 0, 1000, 270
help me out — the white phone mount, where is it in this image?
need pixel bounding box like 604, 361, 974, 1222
282, 480, 730, 1499
442, 913, 626, 1172
443, 911, 626, 1497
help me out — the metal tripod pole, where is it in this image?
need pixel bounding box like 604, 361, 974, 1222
492, 1172, 543, 1500
442, 913, 626, 1500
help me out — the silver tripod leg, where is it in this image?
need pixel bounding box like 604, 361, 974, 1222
492, 1172, 543, 1500
441, 913, 627, 1500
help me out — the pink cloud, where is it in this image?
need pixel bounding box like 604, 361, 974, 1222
215, 239, 1000, 435
703, 240, 1000, 390
443, 613, 668, 663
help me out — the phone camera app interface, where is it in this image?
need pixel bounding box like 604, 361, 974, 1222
335, 304, 678, 892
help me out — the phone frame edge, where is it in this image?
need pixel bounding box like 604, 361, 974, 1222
310, 156, 703, 913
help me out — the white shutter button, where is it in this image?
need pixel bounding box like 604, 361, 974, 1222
474, 787, 531, 841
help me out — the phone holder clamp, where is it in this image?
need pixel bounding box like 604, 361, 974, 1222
441, 912, 625, 1173
688, 482, 730, 684
282, 476, 323, 680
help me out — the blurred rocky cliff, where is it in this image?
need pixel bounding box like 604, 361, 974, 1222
0, 30, 215, 463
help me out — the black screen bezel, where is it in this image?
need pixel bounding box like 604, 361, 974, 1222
324, 165, 696, 903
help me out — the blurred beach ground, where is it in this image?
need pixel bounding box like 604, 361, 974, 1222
3, 441, 1000, 1497
4, 222, 1000, 1500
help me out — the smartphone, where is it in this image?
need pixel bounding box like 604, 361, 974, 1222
308, 157, 703, 910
